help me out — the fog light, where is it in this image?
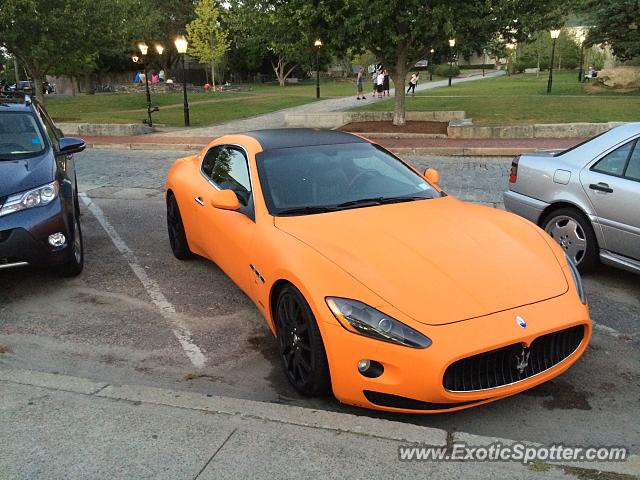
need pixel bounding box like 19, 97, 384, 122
357, 359, 371, 372
48, 232, 66, 247
357, 359, 384, 378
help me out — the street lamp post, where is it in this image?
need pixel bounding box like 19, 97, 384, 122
314, 38, 323, 99
174, 36, 190, 127
482, 49, 487, 77
578, 33, 586, 82
547, 29, 561, 95
506, 43, 516, 76
137, 42, 154, 127
448, 38, 456, 87
429, 48, 435, 81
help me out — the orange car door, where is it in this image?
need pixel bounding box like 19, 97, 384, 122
199, 145, 256, 295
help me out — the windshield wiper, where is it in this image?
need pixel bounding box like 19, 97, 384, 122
335, 195, 430, 209
278, 205, 339, 216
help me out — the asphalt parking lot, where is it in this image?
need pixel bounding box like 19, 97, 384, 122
1, 148, 638, 453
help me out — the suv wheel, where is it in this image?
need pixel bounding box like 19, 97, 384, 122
60, 216, 84, 277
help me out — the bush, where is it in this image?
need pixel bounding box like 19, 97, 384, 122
434, 63, 461, 77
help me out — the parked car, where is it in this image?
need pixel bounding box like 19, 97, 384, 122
166, 129, 591, 413
8, 81, 33, 93
504, 123, 640, 274
0, 94, 86, 276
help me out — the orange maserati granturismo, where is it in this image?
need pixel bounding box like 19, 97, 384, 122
165, 129, 591, 413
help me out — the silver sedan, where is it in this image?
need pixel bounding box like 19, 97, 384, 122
504, 123, 640, 274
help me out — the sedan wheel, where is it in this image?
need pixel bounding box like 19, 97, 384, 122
543, 208, 598, 273
275, 285, 330, 397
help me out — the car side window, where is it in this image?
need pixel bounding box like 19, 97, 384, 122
36, 106, 60, 150
592, 141, 633, 177
624, 141, 640, 181
202, 146, 252, 207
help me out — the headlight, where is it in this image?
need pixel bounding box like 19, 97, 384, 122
326, 297, 432, 348
565, 254, 587, 304
0, 181, 59, 218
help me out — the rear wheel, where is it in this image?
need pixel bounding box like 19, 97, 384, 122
274, 285, 331, 397
542, 207, 598, 273
167, 195, 192, 260
60, 216, 84, 277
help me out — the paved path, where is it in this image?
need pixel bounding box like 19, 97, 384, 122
152, 71, 505, 138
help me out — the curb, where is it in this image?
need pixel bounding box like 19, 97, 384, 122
86, 142, 530, 157
1, 366, 638, 476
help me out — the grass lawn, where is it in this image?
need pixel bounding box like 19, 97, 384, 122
44, 79, 358, 127
351, 71, 640, 125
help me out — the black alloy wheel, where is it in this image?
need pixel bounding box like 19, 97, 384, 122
275, 285, 330, 396
167, 195, 193, 260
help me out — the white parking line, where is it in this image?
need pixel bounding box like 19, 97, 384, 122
591, 320, 631, 340
79, 193, 207, 368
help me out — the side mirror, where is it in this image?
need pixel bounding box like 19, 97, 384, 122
59, 137, 86, 155
210, 189, 241, 211
424, 167, 441, 185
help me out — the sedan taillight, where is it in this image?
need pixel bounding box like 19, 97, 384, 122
509, 156, 520, 184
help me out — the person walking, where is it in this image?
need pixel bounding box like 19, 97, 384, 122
383, 69, 390, 96
376, 70, 385, 98
356, 67, 366, 100
406, 72, 419, 95
371, 70, 378, 97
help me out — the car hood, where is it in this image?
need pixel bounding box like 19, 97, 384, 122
275, 197, 568, 325
0, 152, 53, 199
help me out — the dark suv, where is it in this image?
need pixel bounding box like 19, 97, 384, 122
0, 94, 86, 276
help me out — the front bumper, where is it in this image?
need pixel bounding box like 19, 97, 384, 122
0, 199, 74, 269
317, 292, 591, 413
503, 190, 549, 226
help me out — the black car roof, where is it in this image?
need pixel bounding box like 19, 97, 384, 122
244, 128, 367, 151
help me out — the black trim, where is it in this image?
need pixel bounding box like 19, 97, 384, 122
245, 128, 367, 151
363, 390, 480, 411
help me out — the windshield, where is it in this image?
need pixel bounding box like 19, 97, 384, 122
0, 112, 46, 160
256, 143, 441, 215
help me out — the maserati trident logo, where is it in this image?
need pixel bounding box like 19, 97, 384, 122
514, 348, 531, 376
515, 315, 527, 329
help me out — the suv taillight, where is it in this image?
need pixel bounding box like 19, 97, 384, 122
509, 156, 520, 184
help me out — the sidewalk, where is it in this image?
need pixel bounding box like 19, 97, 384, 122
84, 134, 584, 157
1, 367, 637, 479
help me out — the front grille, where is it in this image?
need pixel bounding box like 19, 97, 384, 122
443, 325, 585, 392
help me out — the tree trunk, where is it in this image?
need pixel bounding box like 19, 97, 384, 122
33, 74, 45, 104
272, 56, 296, 87
392, 46, 409, 126
211, 62, 216, 89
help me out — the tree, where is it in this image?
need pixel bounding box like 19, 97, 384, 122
228, 0, 315, 86
0, 0, 159, 102
187, 0, 230, 88
315, 0, 569, 125
580, 0, 640, 61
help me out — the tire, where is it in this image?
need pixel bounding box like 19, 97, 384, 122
60, 216, 84, 277
542, 207, 599, 273
274, 285, 331, 397
167, 195, 193, 260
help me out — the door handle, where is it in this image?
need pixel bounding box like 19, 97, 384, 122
589, 183, 613, 193
194, 196, 205, 206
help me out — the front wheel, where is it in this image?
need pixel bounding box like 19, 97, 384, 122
275, 285, 331, 397
542, 207, 598, 273
60, 217, 84, 277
